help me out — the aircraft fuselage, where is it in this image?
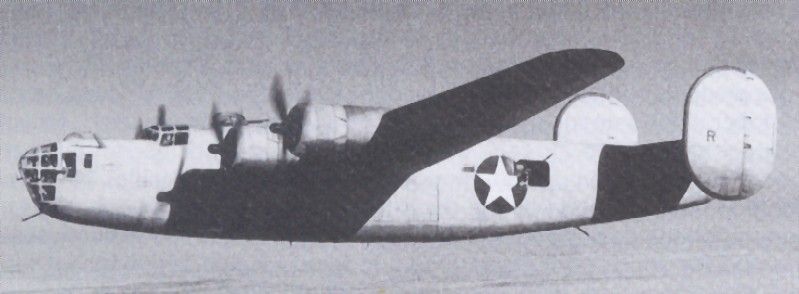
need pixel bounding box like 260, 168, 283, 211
18, 129, 711, 242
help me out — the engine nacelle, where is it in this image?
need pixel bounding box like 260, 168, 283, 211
286, 103, 388, 156
226, 125, 286, 169
683, 66, 777, 200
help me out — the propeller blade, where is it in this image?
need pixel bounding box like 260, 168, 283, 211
210, 103, 224, 143
134, 118, 144, 139
220, 118, 245, 168
270, 75, 288, 121
157, 104, 167, 126
210, 102, 219, 125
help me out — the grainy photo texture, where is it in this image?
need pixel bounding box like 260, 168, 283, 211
2, 1, 797, 292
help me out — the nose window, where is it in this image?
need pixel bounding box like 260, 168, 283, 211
41, 154, 58, 167
41, 185, 56, 201
40, 170, 59, 183
26, 156, 38, 167
23, 169, 39, 182
19, 143, 61, 202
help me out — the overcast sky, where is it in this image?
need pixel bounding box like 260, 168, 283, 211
2, 3, 797, 290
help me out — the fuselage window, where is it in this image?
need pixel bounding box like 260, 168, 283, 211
516, 160, 550, 187
63, 153, 76, 178
84, 154, 93, 168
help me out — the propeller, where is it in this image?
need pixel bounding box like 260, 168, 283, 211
210, 102, 224, 143
268, 75, 310, 152
270, 75, 288, 122
207, 75, 305, 169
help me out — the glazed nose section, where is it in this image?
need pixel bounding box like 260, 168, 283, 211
18, 148, 43, 206
18, 143, 60, 209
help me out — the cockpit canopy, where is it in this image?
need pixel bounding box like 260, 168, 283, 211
141, 125, 190, 146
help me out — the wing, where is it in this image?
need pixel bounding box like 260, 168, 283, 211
279, 49, 625, 240
362, 48, 625, 173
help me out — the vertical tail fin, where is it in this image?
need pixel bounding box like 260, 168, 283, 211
683, 66, 777, 200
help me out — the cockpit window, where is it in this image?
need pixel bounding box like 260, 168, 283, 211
144, 125, 190, 146
175, 132, 189, 145
160, 133, 174, 146
143, 128, 159, 141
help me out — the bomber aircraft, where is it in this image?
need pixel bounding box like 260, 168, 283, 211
17, 49, 777, 242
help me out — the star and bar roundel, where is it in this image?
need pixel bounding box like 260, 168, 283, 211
473, 155, 527, 214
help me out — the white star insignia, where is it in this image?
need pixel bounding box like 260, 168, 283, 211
477, 156, 519, 207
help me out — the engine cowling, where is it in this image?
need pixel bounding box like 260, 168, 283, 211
284, 103, 388, 156
214, 124, 287, 169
